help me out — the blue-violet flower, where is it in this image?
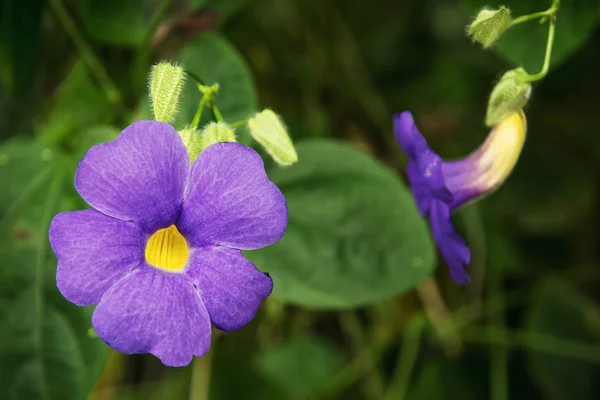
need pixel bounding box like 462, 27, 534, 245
394, 110, 526, 284
49, 121, 287, 366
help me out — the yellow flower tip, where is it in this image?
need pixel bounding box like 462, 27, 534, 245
475, 109, 527, 190
145, 225, 189, 272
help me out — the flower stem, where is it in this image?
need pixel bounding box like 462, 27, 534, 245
383, 314, 426, 400
416, 277, 462, 357
338, 311, 385, 400
462, 203, 487, 319
525, 15, 557, 82
135, 0, 174, 88
229, 119, 249, 129
48, 0, 121, 105
508, 0, 560, 82
189, 350, 214, 400
211, 104, 224, 122
191, 97, 207, 129
463, 326, 600, 364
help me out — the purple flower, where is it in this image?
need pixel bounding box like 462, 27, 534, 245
49, 121, 287, 366
394, 111, 526, 284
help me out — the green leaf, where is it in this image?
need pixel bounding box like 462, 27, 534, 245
462, 0, 599, 72
0, 139, 108, 399
78, 0, 153, 46
255, 336, 345, 395
38, 62, 113, 145
245, 139, 436, 309
526, 278, 600, 400
175, 32, 257, 144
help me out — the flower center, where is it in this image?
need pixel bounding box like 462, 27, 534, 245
145, 225, 189, 271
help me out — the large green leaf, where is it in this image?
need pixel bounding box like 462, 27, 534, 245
175, 32, 257, 143
254, 336, 345, 395
462, 0, 599, 72
245, 139, 436, 309
0, 139, 108, 399
526, 278, 600, 400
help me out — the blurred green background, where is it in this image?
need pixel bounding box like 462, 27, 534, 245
1, 0, 600, 399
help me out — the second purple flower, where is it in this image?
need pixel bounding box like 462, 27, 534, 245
394, 111, 527, 284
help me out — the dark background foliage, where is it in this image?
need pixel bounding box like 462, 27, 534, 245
1, 0, 599, 399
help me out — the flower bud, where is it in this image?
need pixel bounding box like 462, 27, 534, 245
149, 62, 185, 123
467, 6, 512, 48
248, 109, 298, 166
486, 68, 531, 127
178, 126, 203, 163
200, 122, 236, 150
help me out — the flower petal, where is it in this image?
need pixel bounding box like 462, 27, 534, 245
429, 201, 470, 285
187, 246, 272, 332
92, 267, 211, 367
393, 111, 428, 157
75, 120, 189, 233
49, 209, 144, 306
406, 161, 431, 217
179, 142, 287, 250
416, 148, 453, 204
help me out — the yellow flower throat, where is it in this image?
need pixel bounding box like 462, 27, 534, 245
145, 225, 189, 271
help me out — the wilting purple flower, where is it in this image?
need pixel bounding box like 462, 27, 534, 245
49, 121, 287, 366
394, 111, 526, 284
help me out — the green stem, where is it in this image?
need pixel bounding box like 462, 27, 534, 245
488, 264, 508, 400
525, 15, 556, 82
191, 97, 207, 129
510, 0, 560, 26
185, 69, 207, 86
135, 0, 174, 87
463, 326, 600, 364
315, 339, 390, 399
383, 315, 426, 400
338, 311, 385, 400
189, 350, 214, 400
211, 104, 224, 122
416, 278, 462, 357
48, 0, 121, 105
462, 203, 487, 317
229, 119, 249, 129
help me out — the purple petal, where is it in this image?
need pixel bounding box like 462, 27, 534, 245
75, 120, 189, 233
406, 161, 431, 217
415, 148, 453, 204
179, 143, 287, 250
49, 210, 144, 306
393, 111, 428, 157
429, 201, 470, 285
92, 267, 211, 367
187, 246, 272, 332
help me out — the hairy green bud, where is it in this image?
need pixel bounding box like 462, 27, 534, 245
248, 109, 298, 166
486, 68, 531, 127
467, 6, 512, 48
149, 62, 185, 123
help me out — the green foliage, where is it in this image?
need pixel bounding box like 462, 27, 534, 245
175, 33, 257, 138
0, 140, 108, 399
255, 336, 345, 394
1, 0, 600, 398
38, 62, 113, 145
78, 0, 154, 46
245, 139, 436, 309
526, 278, 600, 400
462, 0, 599, 72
